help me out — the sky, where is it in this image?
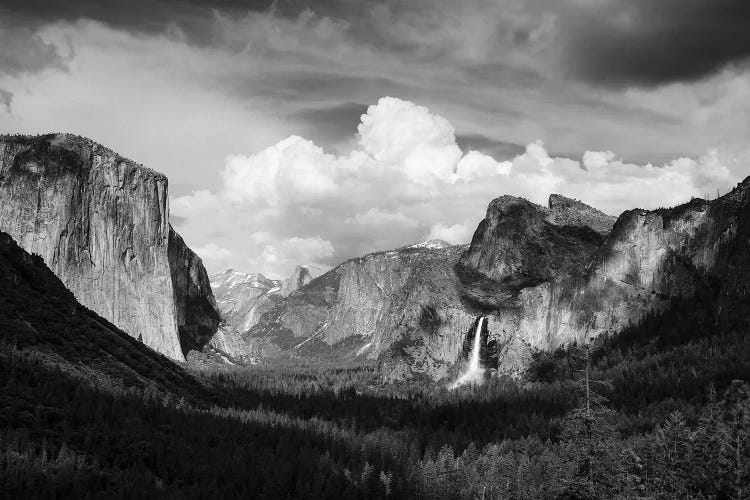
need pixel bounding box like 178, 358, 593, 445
1, 0, 749, 278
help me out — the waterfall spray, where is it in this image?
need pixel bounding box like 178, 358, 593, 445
451, 317, 486, 389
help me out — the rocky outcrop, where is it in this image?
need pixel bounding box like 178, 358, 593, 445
0, 133, 220, 361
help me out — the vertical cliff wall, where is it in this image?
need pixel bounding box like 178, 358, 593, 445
168, 225, 222, 355
0, 133, 220, 362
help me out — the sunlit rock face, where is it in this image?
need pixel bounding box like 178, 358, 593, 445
0, 133, 219, 361
458, 180, 750, 375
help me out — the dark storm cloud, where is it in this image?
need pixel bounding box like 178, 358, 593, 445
561, 0, 750, 87
455, 134, 524, 160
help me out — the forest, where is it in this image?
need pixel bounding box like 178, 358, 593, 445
1, 295, 750, 498
1, 230, 750, 498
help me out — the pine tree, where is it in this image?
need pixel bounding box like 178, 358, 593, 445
560, 342, 618, 498
653, 409, 692, 497
719, 381, 750, 500
693, 385, 723, 496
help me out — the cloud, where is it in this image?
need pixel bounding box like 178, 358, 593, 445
425, 222, 475, 245
171, 97, 740, 278
0, 0, 274, 45
0, 90, 12, 114
261, 236, 335, 269
4, 1, 750, 180
558, 0, 750, 87
350, 208, 419, 228
0, 23, 68, 76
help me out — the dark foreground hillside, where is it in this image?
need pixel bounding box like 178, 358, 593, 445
1, 230, 750, 498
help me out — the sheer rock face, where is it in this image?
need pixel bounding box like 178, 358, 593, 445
249, 244, 477, 377
209, 269, 282, 335
168, 226, 222, 355
0, 134, 219, 361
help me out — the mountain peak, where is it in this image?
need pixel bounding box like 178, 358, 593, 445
280, 265, 313, 297
410, 239, 451, 250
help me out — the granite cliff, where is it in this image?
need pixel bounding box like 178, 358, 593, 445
0, 133, 220, 361
169, 226, 222, 354
461, 180, 750, 376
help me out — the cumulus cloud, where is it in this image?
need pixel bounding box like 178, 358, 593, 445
171, 97, 739, 278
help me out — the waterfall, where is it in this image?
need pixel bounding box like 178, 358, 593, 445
450, 317, 486, 389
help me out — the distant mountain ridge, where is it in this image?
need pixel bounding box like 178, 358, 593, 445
209, 264, 320, 337
206, 195, 619, 379
210, 269, 282, 335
